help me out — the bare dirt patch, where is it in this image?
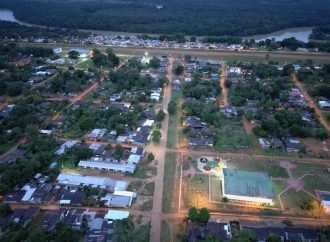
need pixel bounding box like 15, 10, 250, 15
299, 137, 330, 157
286, 178, 304, 192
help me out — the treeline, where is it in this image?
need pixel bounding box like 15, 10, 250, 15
1, 0, 330, 36
0, 20, 89, 40
310, 25, 330, 41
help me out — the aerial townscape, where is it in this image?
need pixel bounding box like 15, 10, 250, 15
1, 0, 330, 242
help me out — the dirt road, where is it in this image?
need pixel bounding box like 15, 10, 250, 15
292, 73, 330, 132
219, 61, 229, 107
149, 56, 173, 242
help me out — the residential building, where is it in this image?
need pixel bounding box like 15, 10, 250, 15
55, 140, 78, 155
283, 138, 301, 152
258, 138, 271, 149
88, 129, 107, 140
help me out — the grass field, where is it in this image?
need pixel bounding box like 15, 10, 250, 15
160, 220, 172, 242
280, 189, 319, 215
210, 176, 222, 202
162, 152, 177, 213
183, 174, 209, 209
215, 123, 253, 150
291, 162, 327, 178
167, 91, 182, 149
272, 180, 286, 208
303, 174, 330, 193
141, 182, 155, 196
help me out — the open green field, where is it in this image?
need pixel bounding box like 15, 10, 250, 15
272, 180, 286, 208
183, 174, 210, 209
291, 162, 327, 178
210, 175, 222, 202
166, 91, 182, 149
162, 152, 178, 213
215, 123, 253, 151
160, 220, 172, 242
303, 173, 330, 193
281, 189, 318, 216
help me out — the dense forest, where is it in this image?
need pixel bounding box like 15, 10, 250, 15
1, 0, 330, 36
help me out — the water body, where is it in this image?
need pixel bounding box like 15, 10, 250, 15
0, 8, 314, 42
248, 27, 313, 43
0, 8, 34, 26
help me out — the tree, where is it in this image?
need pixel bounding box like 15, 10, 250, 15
205, 234, 222, 242
68, 50, 80, 59
152, 130, 162, 143
92, 53, 108, 67
0, 203, 12, 217
112, 218, 135, 242
174, 65, 184, 75
282, 64, 295, 76
156, 109, 166, 121
198, 207, 210, 223
106, 47, 120, 67
266, 234, 281, 242
148, 153, 155, 161
50, 221, 82, 242
168, 100, 177, 115
149, 56, 161, 69
188, 207, 199, 222
113, 144, 124, 160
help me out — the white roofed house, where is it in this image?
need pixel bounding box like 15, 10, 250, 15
55, 140, 78, 155
150, 92, 161, 101
87, 128, 107, 141
101, 191, 137, 208
56, 173, 127, 191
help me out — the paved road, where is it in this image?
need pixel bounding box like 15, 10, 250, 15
149, 56, 173, 242
292, 73, 330, 132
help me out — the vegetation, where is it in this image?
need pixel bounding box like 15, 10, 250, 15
2, 0, 330, 36
112, 218, 150, 242
0, 20, 89, 40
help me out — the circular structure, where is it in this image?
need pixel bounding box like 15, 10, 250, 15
203, 165, 211, 171
200, 158, 208, 163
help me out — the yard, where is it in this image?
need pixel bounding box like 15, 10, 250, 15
215, 123, 253, 151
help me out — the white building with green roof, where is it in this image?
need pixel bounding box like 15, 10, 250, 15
222, 168, 274, 204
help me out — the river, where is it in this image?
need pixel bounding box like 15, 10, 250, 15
0, 8, 314, 42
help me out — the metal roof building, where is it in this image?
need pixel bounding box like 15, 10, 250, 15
56, 173, 127, 190
78, 159, 136, 173
222, 168, 274, 204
